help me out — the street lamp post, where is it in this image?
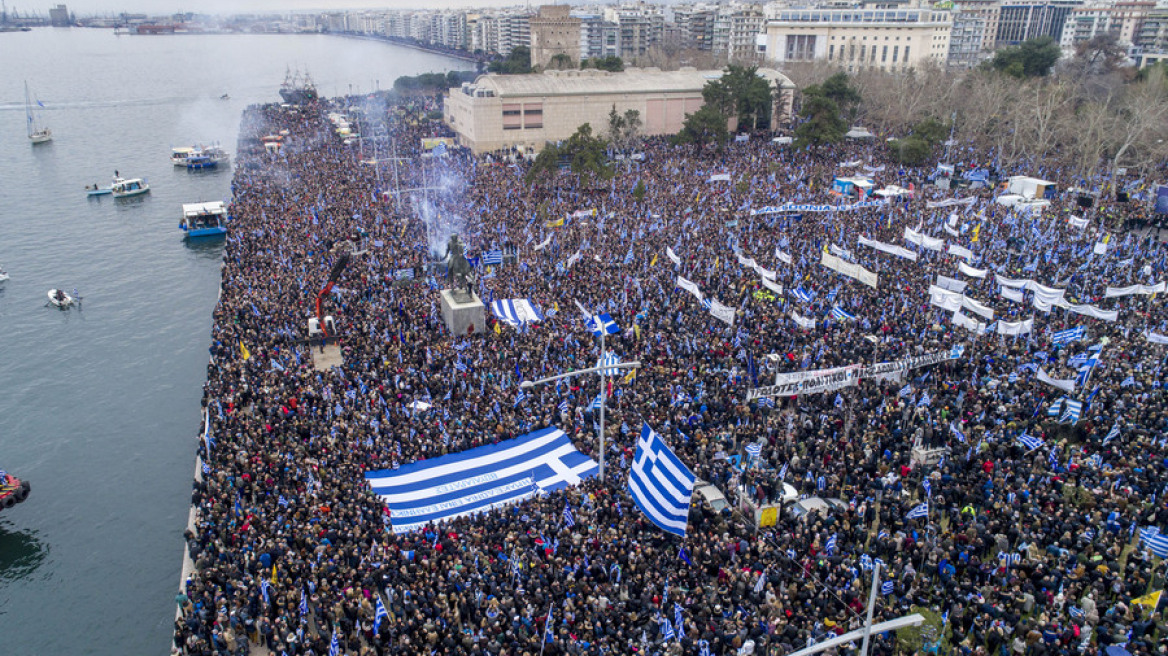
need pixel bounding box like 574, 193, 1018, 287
520, 352, 641, 479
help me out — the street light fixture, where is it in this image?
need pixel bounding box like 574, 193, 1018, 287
519, 359, 641, 479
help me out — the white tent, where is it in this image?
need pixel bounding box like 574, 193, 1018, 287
845, 126, 875, 140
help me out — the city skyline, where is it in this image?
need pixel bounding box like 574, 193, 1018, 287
15, 0, 621, 18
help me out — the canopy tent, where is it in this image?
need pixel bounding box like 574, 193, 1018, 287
832, 176, 875, 198
845, 126, 875, 140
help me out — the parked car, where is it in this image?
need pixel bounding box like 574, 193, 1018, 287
786, 496, 847, 520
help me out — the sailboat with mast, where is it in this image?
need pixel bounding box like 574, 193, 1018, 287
25, 81, 51, 145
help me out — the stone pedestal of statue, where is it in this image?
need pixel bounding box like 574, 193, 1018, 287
440, 288, 486, 336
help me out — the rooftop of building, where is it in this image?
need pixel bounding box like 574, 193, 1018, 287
463, 66, 795, 98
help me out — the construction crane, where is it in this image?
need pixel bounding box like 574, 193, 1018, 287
309, 244, 354, 340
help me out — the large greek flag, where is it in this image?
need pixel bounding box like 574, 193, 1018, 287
491, 298, 544, 326
366, 427, 598, 533
629, 423, 696, 537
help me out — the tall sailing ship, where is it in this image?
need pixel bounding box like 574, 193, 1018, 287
279, 67, 318, 105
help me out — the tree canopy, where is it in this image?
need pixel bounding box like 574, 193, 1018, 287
793, 73, 859, 148
547, 53, 574, 71
525, 123, 612, 185
675, 105, 729, 148
989, 37, 1061, 78
607, 106, 643, 153
393, 71, 476, 94
701, 64, 774, 131
487, 47, 533, 75
581, 56, 624, 72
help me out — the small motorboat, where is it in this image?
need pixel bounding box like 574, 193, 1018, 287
185, 154, 218, 170
0, 471, 31, 511
181, 201, 229, 239
86, 184, 112, 196
220, 93, 230, 100
111, 177, 149, 198
0, 268, 9, 282
47, 288, 75, 308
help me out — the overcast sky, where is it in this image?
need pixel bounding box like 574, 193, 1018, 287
48, 0, 619, 17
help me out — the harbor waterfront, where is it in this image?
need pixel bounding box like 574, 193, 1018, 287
0, 28, 464, 655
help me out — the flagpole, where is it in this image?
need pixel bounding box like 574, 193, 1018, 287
859, 561, 881, 656
599, 328, 608, 480
539, 602, 554, 656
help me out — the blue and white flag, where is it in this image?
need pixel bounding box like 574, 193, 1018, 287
825, 533, 837, 555
1052, 326, 1085, 345
589, 393, 603, 411
1017, 432, 1045, 451
482, 250, 504, 266
1060, 399, 1082, 424
374, 597, 389, 633
831, 306, 856, 322
906, 502, 929, 520
300, 588, 309, 616
629, 423, 696, 537
1141, 528, 1168, 558
745, 442, 762, 459
1076, 351, 1101, 386
490, 299, 544, 327
587, 312, 620, 336
674, 602, 684, 638
597, 351, 621, 376
881, 581, 895, 595
563, 503, 575, 527
950, 421, 966, 443
923, 479, 932, 498
1048, 398, 1065, 417
366, 428, 599, 533
1103, 423, 1121, 445
328, 628, 341, 656
661, 614, 675, 640
792, 287, 814, 303
757, 396, 775, 409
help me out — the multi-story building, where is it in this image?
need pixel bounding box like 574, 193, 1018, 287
951, 0, 1000, 52
948, 9, 989, 67
49, 4, 70, 27
530, 5, 583, 68
995, 1, 1081, 47
579, 13, 621, 60
761, 6, 953, 72
444, 67, 796, 154
1136, 8, 1168, 51
728, 6, 767, 63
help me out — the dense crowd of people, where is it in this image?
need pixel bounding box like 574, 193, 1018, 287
172, 91, 1168, 656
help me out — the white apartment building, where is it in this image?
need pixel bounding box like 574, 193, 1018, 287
762, 7, 953, 71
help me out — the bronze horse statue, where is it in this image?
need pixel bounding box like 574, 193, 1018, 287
444, 234, 475, 296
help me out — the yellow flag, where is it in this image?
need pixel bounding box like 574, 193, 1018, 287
1133, 590, 1161, 608
823, 243, 829, 253
546, 217, 564, 228
971, 224, 981, 243
240, 341, 251, 361
650, 254, 658, 267
554, 301, 559, 312
494, 322, 502, 335
634, 324, 641, 340
623, 369, 637, 384
270, 565, 278, 585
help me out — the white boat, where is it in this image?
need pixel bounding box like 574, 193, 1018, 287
171, 147, 197, 166
0, 269, 9, 282
172, 145, 230, 167
47, 289, 74, 307
111, 177, 150, 198
25, 81, 51, 145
